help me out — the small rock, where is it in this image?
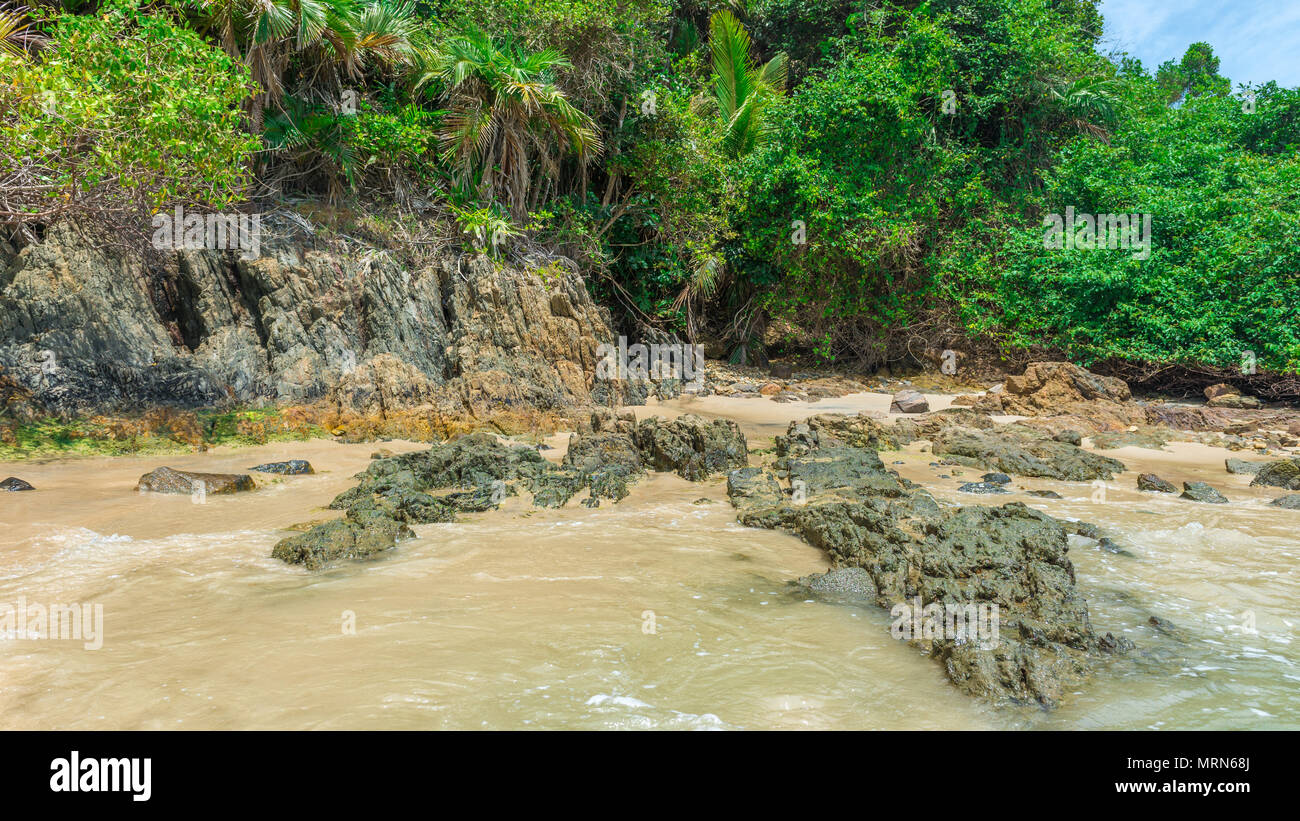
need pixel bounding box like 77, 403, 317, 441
1027, 489, 1063, 499
0, 477, 35, 491
957, 481, 1010, 494
889, 389, 930, 414
249, 460, 314, 475
1097, 537, 1135, 557
759, 382, 783, 396
1180, 481, 1228, 504
1136, 473, 1177, 493
1225, 458, 1262, 475
980, 472, 1012, 485
1269, 494, 1300, 510
1204, 383, 1239, 400
370, 449, 395, 460
580, 496, 600, 508
692, 497, 715, 505
1052, 430, 1083, 446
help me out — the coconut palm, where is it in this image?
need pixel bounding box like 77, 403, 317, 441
415, 30, 602, 219
707, 10, 786, 157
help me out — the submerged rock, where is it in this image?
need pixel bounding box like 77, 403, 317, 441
1269, 494, 1300, 510
792, 568, 877, 604
1027, 489, 1064, 499
271, 511, 414, 571
249, 460, 314, 475
1180, 481, 1228, 504
0, 477, 34, 491
1137, 473, 1178, 493
136, 466, 253, 495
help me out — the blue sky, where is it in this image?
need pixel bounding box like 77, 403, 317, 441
1098, 0, 1300, 88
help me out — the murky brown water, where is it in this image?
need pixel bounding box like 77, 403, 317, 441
1, 395, 1296, 729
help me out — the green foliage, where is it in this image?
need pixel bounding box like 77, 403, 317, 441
705, 10, 787, 157
963, 81, 1300, 374
0, 1, 258, 225
416, 28, 602, 218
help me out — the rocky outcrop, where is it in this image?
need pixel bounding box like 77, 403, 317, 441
1251, 458, 1300, 491
136, 466, 254, 494
274, 414, 748, 569
999, 362, 1131, 414
930, 425, 1125, 481
729, 415, 1129, 708
0, 219, 621, 419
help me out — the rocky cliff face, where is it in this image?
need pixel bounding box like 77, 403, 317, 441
0, 216, 618, 420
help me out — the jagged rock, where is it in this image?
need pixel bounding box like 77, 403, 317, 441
1137, 473, 1178, 493
1269, 494, 1300, 509
931, 425, 1125, 481
889, 389, 929, 413
1208, 394, 1262, 409
732, 416, 1125, 708
0, 477, 34, 491
958, 482, 1010, 494
1180, 481, 1228, 503
1, 221, 617, 416
1250, 458, 1300, 491
249, 460, 314, 475
1225, 458, 1262, 475
136, 466, 253, 494
999, 362, 1131, 415
635, 414, 747, 481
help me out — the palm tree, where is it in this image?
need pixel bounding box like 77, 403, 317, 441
707, 10, 786, 157
0, 3, 42, 58
188, 0, 418, 124
415, 30, 602, 219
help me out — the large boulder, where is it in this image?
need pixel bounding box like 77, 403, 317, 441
634, 414, 748, 481
1251, 458, 1300, 491
889, 389, 929, 414
136, 466, 254, 495
999, 362, 1131, 415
